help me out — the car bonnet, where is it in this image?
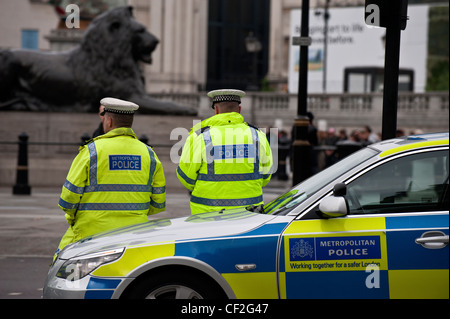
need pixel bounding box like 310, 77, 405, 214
58, 209, 285, 260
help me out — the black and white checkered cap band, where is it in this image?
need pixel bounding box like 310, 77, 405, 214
212, 95, 242, 104
104, 107, 135, 114
208, 89, 245, 108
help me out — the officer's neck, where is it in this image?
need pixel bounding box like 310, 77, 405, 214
104, 125, 131, 133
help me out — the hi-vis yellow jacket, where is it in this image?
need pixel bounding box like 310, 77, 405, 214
57, 127, 165, 253
177, 112, 273, 215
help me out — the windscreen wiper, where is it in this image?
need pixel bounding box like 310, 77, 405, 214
245, 204, 266, 214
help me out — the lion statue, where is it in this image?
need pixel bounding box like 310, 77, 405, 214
0, 6, 196, 115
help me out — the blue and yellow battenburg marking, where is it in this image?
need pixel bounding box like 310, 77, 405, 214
172, 220, 288, 299
385, 214, 449, 299
84, 277, 122, 299
281, 214, 448, 299
87, 215, 288, 299
281, 217, 388, 299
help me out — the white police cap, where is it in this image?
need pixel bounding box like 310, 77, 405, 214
207, 89, 245, 109
100, 97, 139, 114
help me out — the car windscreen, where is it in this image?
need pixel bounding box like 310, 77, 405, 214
263, 147, 379, 215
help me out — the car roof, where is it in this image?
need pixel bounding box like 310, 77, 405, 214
369, 132, 449, 158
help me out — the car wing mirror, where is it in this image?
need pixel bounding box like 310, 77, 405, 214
318, 183, 349, 218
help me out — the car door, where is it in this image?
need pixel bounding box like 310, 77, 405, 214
280, 147, 449, 299
280, 210, 390, 298
344, 147, 449, 298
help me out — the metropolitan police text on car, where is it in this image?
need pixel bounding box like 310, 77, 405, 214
321, 237, 379, 258
290, 236, 381, 261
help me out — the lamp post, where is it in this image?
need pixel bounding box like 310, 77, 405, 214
323, 0, 330, 93
381, 1, 407, 140
292, 0, 312, 186
365, 0, 408, 140
315, 0, 330, 92
245, 32, 262, 91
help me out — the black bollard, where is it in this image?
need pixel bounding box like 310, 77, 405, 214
13, 132, 31, 195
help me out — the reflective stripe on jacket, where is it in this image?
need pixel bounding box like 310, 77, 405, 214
177, 112, 272, 214
58, 127, 166, 245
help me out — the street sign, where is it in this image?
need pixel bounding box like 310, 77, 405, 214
292, 36, 312, 46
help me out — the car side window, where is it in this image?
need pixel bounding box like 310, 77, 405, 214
346, 150, 449, 215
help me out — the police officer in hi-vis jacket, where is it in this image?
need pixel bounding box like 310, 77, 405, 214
177, 89, 273, 215
55, 97, 166, 258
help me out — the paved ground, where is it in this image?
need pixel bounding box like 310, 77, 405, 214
0, 179, 290, 299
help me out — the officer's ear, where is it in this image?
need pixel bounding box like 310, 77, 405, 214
103, 113, 113, 132
107, 115, 114, 128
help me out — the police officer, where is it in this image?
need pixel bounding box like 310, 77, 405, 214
177, 89, 273, 215
55, 97, 166, 257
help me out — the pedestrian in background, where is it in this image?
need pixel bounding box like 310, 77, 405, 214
92, 104, 105, 138
359, 125, 379, 145
277, 130, 290, 180
290, 111, 319, 178
323, 127, 339, 168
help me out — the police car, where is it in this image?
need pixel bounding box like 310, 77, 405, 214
43, 132, 449, 299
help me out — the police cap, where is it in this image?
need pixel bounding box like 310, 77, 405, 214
100, 97, 139, 115
207, 89, 245, 109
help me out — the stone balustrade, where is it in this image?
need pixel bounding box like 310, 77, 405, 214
152, 91, 449, 134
